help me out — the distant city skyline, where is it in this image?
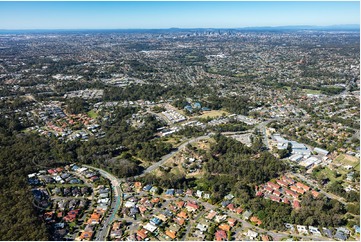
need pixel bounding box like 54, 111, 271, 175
0, 1, 359, 29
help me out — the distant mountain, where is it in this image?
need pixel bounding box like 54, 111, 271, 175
0, 24, 359, 34
239, 24, 360, 31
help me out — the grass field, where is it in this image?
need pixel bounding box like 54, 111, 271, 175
197, 110, 229, 119
313, 167, 343, 183
234, 73, 247, 77
334, 154, 359, 167
303, 89, 321, 95
193, 138, 214, 151
162, 135, 184, 147
87, 110, 98, 119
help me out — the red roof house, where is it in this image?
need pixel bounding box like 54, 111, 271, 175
215, 230, 227, 241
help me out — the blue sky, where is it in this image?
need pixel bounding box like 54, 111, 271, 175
0, 1, 359, 29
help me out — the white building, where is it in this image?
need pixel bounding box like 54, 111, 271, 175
289, 154, 303, 162
297, 225, 309, 234
314, 147, 329, 156
309, 226, 322, 236
247, 230, 258, 240
144, 223, 157, 233
299, 157, 319, 169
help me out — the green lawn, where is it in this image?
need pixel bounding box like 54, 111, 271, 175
87, 110, 98, 119
334, 154, 359, 166
22, 128, 35, 134
162, 135, 183, 147
234, 73, 247, 77
68, 222, 77, 228
313, 167, 343, 183
197, 110, 229, 119
284, 86, 291, 91
302, 89, 321, 95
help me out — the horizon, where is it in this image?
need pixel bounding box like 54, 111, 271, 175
0, 1, 359, 30
0, 24, 360, 32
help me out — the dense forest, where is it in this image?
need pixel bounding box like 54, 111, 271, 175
0, 118, 68, 240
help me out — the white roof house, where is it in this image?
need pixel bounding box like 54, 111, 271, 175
297, 225, 309, 234
77, 167, 88, 173
309, 226, 321, 236
144, 223, 157, 233
247, 230, 258, 240
124, 201, 136, 208
196, 190, 203, 198
196, 223, 208, 232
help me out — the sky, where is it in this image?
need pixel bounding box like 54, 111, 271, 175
0, 1, 359, 29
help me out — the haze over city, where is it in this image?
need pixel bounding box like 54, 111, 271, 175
0, 1, 359, 29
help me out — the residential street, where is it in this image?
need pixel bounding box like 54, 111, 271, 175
83, 165, 123, 241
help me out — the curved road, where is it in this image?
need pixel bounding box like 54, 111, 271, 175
83, 165, 123, 241
134, 135, 210, 178
84, 122, 343, 241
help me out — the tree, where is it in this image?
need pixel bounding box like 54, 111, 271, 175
65, 97, 88, 114
287, 142, 293, 154
278, 149, 289, 159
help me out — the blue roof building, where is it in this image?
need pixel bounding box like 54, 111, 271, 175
221, 200, 231, 207
175, 189, 184, 196
150, 186, 158, 193
130, 206, 139, 216
32, 189, 43, 201
162, 209, 173, 217
150, 217, 162, 226
71, 165, 80, 171
354, 225, 360, 234
184, 105, 193, 112
143, 184, 152, 191
194, 102, 201, 109
322, 228, 332, 238
334, 231, 347, 240
165, 189, 175, 196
